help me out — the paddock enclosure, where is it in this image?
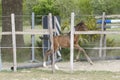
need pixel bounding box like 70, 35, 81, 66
0, 12, 120, 72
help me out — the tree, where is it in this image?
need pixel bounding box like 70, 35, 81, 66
1, 0, 24, 59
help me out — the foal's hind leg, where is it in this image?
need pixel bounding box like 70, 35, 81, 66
43, 49, 52, 67
43, 50, 59, 70
75, 45, 93, 65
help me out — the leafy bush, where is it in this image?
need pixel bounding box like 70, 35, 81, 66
36, 40, 43, 58
32, 0, 59, 24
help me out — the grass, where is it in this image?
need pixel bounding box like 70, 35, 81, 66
0, 69, 120, 80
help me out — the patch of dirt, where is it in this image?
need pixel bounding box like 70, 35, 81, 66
56, 60, 120, 72
1, 60, 120, 72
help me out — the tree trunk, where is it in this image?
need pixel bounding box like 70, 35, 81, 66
1, 0, 24, 61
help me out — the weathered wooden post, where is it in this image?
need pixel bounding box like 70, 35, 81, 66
102, 13, 107, 58
48, 13, 55, 73
0, 45, 2, 71
99, 12, 106, 58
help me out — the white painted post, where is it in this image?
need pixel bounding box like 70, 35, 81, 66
70, 12, 75, 72
48, 13, 55, 73
11, 13, 17, 72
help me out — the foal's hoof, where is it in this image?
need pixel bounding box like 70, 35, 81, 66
43, 63, 47, 68
43, 65, 49, 68
90, 62, 93, 65
43, 65, 47, 68
74, 59, 80, 62
55, 64, 59, 70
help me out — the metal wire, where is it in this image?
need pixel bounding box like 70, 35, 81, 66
0, 46, 48, 49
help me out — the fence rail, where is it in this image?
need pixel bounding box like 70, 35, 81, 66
95, 14, 120, 19
75, 31, 120, 35
0, 29, 56, 35
84, 47, 120, 50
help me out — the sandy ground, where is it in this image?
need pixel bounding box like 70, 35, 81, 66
56, 60, 120, 72
1, 60, 120, 72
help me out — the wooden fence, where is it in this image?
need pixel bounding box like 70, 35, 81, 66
1, 12, 120, 72
0, 13, 55, 72
70, 12, 120, 72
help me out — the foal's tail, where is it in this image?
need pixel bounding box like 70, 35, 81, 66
39, 36, 49, 40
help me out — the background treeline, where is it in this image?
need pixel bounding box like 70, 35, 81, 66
0, 0, 120, 26
23, 0, 120, 17
22, 0, 120, 31
0, 0, 120, 19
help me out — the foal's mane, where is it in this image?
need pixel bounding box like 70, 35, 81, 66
67, 21, 84, 35
75, 21, 84, 30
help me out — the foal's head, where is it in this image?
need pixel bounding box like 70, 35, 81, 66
75, 21, 88, 31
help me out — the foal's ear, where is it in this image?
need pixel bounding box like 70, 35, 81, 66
80, 21, 85, 25
76, 21, 84, 26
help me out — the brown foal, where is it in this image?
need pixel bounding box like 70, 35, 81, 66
43, 21, 93, 69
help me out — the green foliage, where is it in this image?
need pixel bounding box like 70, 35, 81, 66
61, 48, 70, 61
86, 16, 100, 42
32, 0, 59, 24
107, 38, 114, 47
32, 0, 59, 15
78, 0, 93, 15
91, 0, 120, 14
61, 20, 70, 31
0, 0, 1, 16
23, 0, 39, 14
23, 0, 120, 18
36, 40, 43, 58
55, 0, 76, 18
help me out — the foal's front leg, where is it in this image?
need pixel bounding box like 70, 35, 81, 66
81, 48, 93, 65
50, 54, 59, 70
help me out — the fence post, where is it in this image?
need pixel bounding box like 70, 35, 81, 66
11, 13, 17, 72
99, 12, 106, 58
48, 13, 55, 73
0, 44, 2, 71
31, 12, 36, 62
70, 12, 75, 72
102, 13, 106, 58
